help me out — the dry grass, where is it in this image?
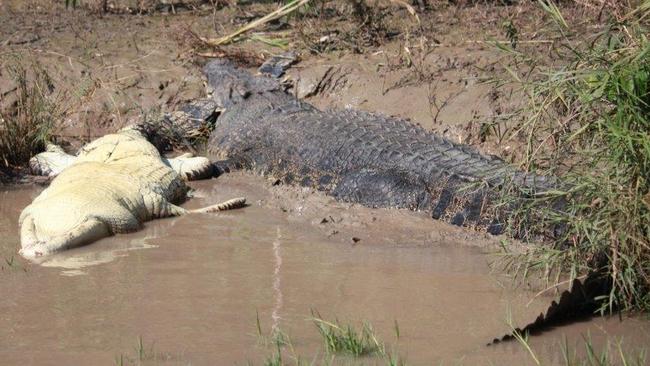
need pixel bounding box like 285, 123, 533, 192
0, 58, 65, 176
495, 0, 650, 312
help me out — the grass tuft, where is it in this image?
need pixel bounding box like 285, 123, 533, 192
311, 310, 385, 357
515, 332, 647, 366
113, 336, 166, 365
495, 0, 650, 313
263, 340, 284, 366
0, 58, 63, 175
254, 310, 403, 364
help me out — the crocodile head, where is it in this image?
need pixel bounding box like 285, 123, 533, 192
203, 59, 281, 109
19, 211, 110, 258
29, 144, 76, 177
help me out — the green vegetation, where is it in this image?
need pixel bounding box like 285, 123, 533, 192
311, 311, 385, 357
496, 1, 650, 312
0, 59, 62, 175
262, 338, 295, 366
515, 332, 647, 366
65, 0, 79, 9
4, 255, 14, 267
0, 254, 27, 272
254, 311, 647, 365
113, 336, 170, 366
253, 311, 405, 365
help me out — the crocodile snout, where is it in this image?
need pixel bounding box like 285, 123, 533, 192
19, 213, 110, 258
18, 244, 45, 258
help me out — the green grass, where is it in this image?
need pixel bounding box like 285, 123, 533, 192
4, 255, 15, 267
514, 332, 647, 366
263, 340, 284, 366
493, 0, 650, 313
2, 255, 17, 271
311, 310, 385, 357
249, 34, 291, 49
253, 311, 405, 365
385, 352, 408, 366
113, 336, 160, 365
65, 0, 79, 9
0, 58, 62, 175
255, 311, 647, 366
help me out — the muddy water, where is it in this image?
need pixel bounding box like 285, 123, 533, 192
1, 173, 648, 365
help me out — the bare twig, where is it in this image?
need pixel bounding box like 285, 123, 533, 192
198, 0, 310, 47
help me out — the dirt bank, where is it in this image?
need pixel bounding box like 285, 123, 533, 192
0, 0, 558, 163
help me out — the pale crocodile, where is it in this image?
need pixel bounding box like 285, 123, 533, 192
19, 127, 246, 257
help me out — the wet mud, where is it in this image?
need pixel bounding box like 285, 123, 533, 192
1, 173, 648, 365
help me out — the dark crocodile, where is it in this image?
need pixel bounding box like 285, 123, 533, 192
136, 59, 556, 234
137, 59, 602, 343
195, 59, 556, 234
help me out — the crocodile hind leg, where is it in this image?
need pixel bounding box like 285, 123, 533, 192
429, 177, 496, 230
331, 168, 432, 211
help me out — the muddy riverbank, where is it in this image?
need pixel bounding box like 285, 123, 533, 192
1, 1, 649, 364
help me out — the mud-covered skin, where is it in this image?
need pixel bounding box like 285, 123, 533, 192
202, 59, 556, 232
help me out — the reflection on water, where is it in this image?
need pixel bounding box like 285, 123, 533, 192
0, 174, 648, 365
33, 236, 158, 276
271, 226, 283, 334
2, 186, 166, 275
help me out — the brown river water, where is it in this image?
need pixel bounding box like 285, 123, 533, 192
1, 173, 648, 365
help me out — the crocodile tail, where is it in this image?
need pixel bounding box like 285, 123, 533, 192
190, 197, 247, 214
